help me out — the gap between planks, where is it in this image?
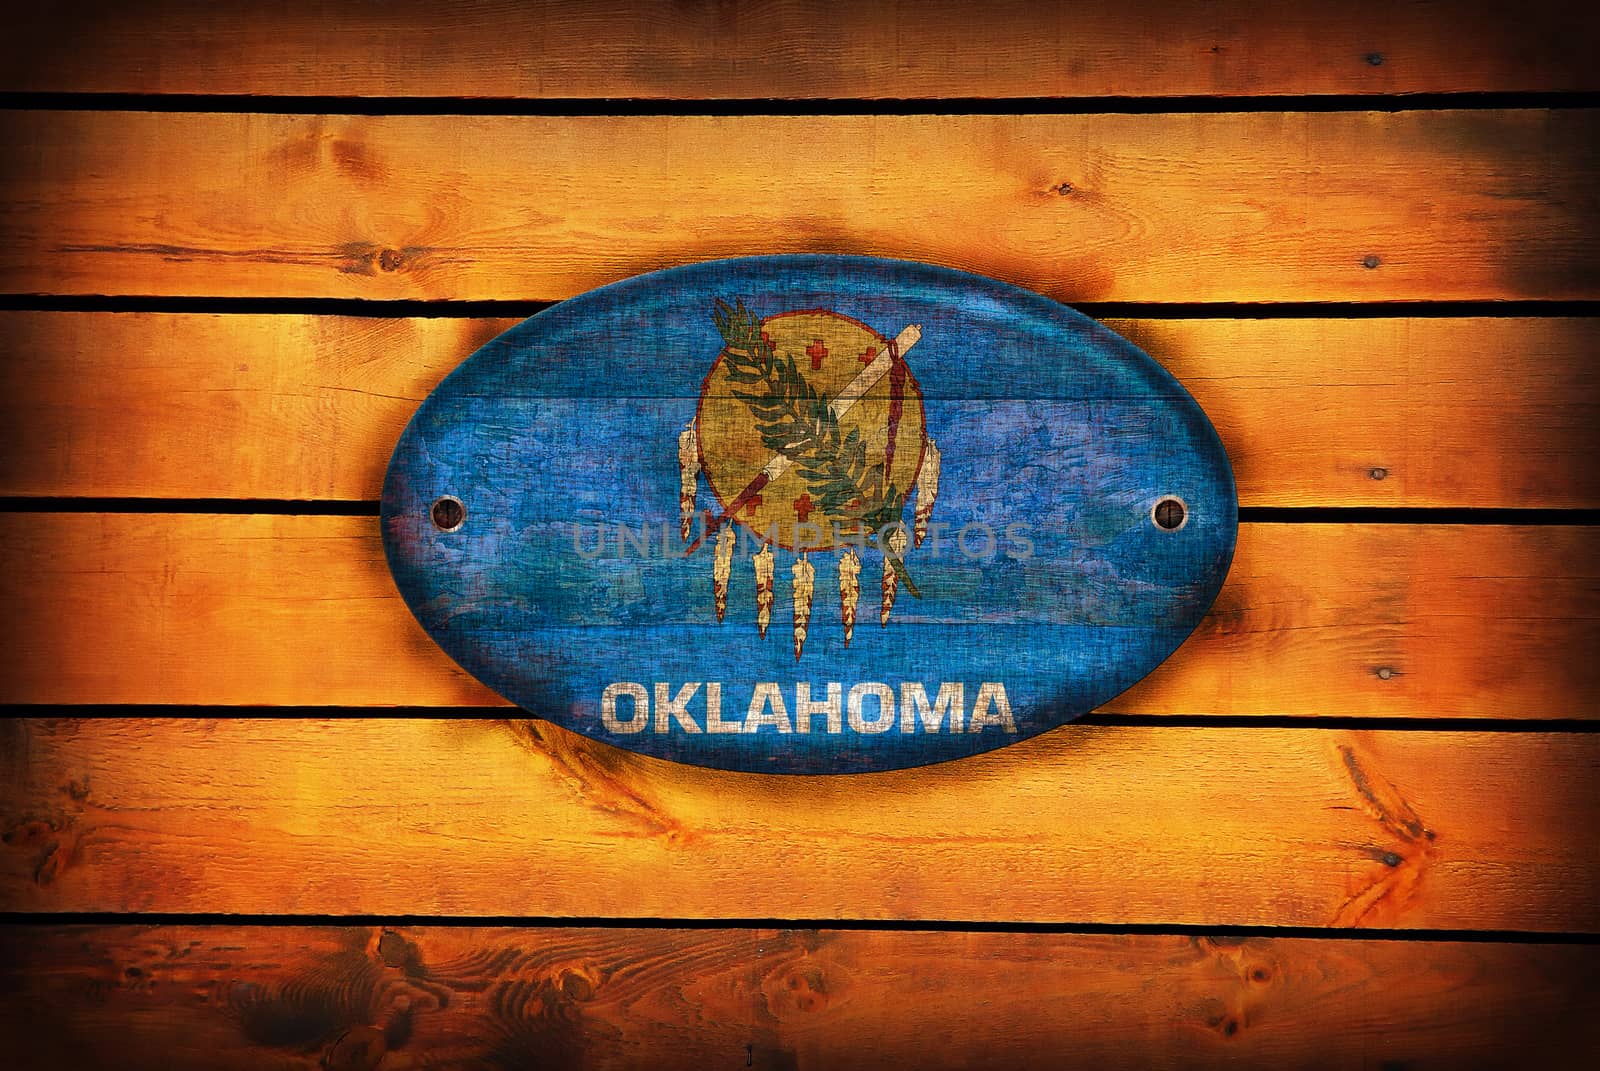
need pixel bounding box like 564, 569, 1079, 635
6, 90, 1600, 116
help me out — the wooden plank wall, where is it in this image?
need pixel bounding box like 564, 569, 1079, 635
0, 1, 1597, 1066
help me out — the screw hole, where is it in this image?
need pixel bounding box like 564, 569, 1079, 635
430, 496, 465, 532
1152, 496, 1188, 531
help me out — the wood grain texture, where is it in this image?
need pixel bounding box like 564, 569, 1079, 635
2, 312, 1595, 507
2, 718, 1598, 928
1, 0, 1595, 99
0, 514, 1593, 717
1, 109, 1595, 302
0, 4, 1591, 1061
0, 925, 1595, 1070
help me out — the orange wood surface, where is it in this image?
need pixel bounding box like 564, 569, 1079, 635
1, 514, 1593, 717
2, 0, 1596, 99
2, 312, 1595, 508
1, 925, 1595, 1070
3, 718, 1598, 929
1, 109, 1595, 303
1, 3, 1596, 1062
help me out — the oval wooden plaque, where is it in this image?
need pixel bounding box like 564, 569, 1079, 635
382, 256, 1237, 772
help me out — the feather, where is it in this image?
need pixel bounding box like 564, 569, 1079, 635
754, 543, 775, 638
913, 437, 941, 547
712, 524, 735, 623
678, 422, 700, 541
839, 548, 861, 647
792, 555, 815, 660
881, 525, 908, 626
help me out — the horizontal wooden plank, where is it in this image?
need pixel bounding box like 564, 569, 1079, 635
1, 1, 1596, 99
1, 110, 1594, 302
0, 515, 1593, 716
2, 313, 1594, 507
2, 719, 1597, 928
0, 926, 1594, 1069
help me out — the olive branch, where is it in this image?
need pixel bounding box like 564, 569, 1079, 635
713, 298, 920, 598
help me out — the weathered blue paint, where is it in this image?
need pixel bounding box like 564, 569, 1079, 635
381, 256, 1237, 773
